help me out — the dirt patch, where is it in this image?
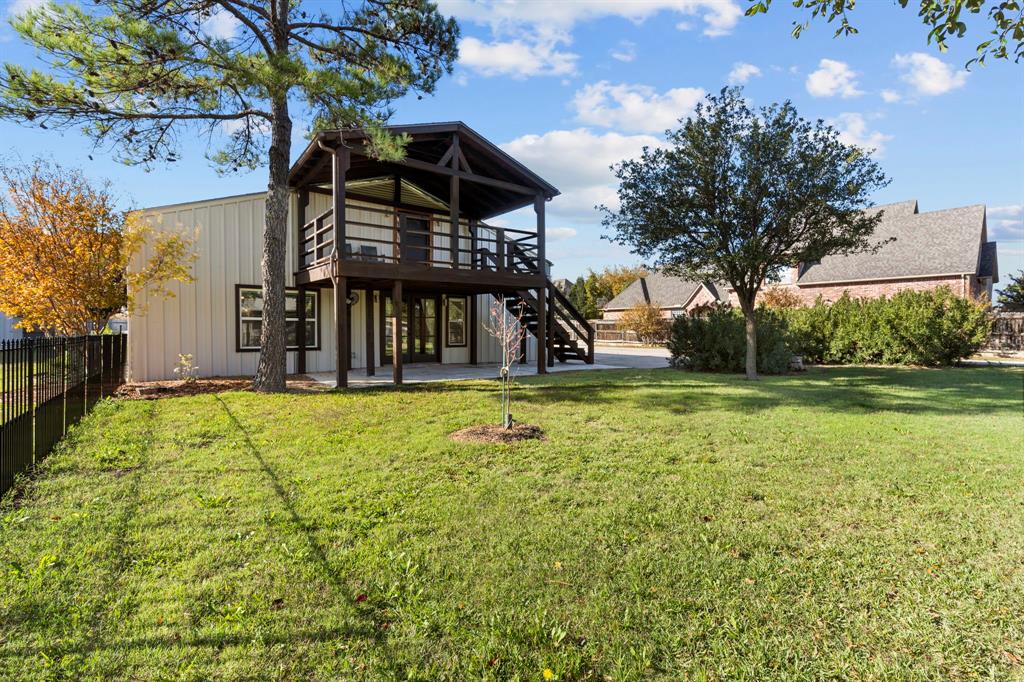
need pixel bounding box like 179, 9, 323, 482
115, 375, 330, 400
450, 423, 545, 444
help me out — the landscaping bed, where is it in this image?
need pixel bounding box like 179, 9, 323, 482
1, 367, 1021, 679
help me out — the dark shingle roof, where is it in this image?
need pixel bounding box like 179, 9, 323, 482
798, 202, 988, 284
979, 241, 999, 282
603, 272, 721, 311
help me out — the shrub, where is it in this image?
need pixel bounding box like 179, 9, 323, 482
668, 304, 791, 374
780, 287, 992, 366
620, 302, 670, 344
760, 286, 802, 310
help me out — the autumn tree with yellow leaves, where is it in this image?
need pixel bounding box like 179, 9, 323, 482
0, 160, 195, 336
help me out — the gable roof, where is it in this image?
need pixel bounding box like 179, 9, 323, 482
798, 202, 989, 285
603, 272, 722, 311
288, 122, 559, 220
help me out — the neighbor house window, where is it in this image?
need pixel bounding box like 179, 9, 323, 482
446, 296, 467, 347
237, 286, 319, 351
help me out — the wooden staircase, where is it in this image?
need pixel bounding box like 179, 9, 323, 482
503, 284, 595, 365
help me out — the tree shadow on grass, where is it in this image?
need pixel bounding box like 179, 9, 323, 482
402, 366, 1023, 419
213, 396, 399, 657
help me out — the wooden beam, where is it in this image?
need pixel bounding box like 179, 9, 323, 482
335, 276, 349, 388
296, 285, 307, 375
450, 174, 460, 269
469, 293, 478, 365
365, 289, 375, 376
332, 146, 350, 261
349, 144, 537, 195
547, 284, 555, 368
536, 285, 547, 374
391, 280, 403, 385
535, 194, 546, 278
297, 259, 545, 290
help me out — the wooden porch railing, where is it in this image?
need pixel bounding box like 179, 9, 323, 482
298, 202, 542, 276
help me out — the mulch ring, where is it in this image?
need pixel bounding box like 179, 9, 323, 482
449, 423, 545, 444
115, 375, 330, 400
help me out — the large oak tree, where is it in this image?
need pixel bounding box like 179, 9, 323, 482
0, 0, 458, 391
602, 88, 889, 380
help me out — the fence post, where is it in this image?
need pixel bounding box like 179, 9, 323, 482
27, 339, 34, 464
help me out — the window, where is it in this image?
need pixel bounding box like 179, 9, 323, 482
237, 286, 319, 351
446, 296, 467, 347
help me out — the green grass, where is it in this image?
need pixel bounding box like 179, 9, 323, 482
1, 367, 1022, 680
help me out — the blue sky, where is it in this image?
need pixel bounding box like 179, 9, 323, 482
2, 0, 1022, 292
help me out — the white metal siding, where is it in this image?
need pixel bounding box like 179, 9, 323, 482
129, 193, 535, 381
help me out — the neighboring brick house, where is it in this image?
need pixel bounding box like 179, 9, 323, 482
770, 200, 999, 304
602, 200, 999, 318
601, 272, 728, 320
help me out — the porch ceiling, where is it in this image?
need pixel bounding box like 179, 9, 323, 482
288, 122, 559, 220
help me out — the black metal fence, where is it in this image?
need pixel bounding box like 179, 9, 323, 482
1, 334, 127, 497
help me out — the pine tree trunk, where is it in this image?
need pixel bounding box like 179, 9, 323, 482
741, 299, 758, 381
253, 96, 292, 392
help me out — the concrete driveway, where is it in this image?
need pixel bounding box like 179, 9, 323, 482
307, 345, 670, 388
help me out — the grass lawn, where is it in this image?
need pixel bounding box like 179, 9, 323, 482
1, 366, 1022, 680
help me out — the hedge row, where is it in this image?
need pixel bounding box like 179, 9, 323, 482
668, 287, 992, 373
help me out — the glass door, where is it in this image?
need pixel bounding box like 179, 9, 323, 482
381, 294, 440, 364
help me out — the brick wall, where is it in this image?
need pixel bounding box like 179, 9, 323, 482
751, 275, 972, 306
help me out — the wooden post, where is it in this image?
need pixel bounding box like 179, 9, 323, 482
535, 194, 546, 277
469, 218, 478, 270
333, 146, 350, 261
297, 189, 309, 268
335, 276, 349, 388
450, 175, 460, 268
391, 280, 403, 385
449, 133, 460, 269
365, 289, 375, 376
469, 293, 478, 365
496, 228, 506, 272
296, 285, 307, 375
547, 284, 555, 367
536, 286, 547, 374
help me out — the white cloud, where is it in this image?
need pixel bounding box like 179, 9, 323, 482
458, 36, 578, 78
500, 128, 664, 222
829, 113, 892, 156
805, 59, 863, 98
727, 62, 761, 85
6, 0, 45, 17
610, 40, 636, 63
199, 7, 240, 40
989, 205, 1024, 238
438, 0, 743, 40
571, 81, 704, 134
222, 117, 271, 136
547, 227, 579, 241
880, 89, 902, 103
892, 52, 968, 96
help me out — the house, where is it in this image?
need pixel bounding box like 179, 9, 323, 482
601, 273, 728, 320
128, 122, 595, 384
774, 200, 998, 304
602, 200, 998, 318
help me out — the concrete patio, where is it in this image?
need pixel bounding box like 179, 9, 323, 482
307, 345, 670, 388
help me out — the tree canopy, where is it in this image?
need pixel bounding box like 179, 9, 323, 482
746, 0, 1024, 66
997, 270, 1024, 308
0, 159, 195, 336
568, 265, 648, 319
602, 87, 889, 379
0, 0, 459, 390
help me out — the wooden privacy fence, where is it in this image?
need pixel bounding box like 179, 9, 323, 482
0, 334, 127, 497
983, 311, 1024, 352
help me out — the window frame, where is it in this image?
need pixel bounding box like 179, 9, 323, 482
235, 284, 320, 353
445, 295, 468, 348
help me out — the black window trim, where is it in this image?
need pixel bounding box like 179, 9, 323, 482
235, 284, 321, 353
